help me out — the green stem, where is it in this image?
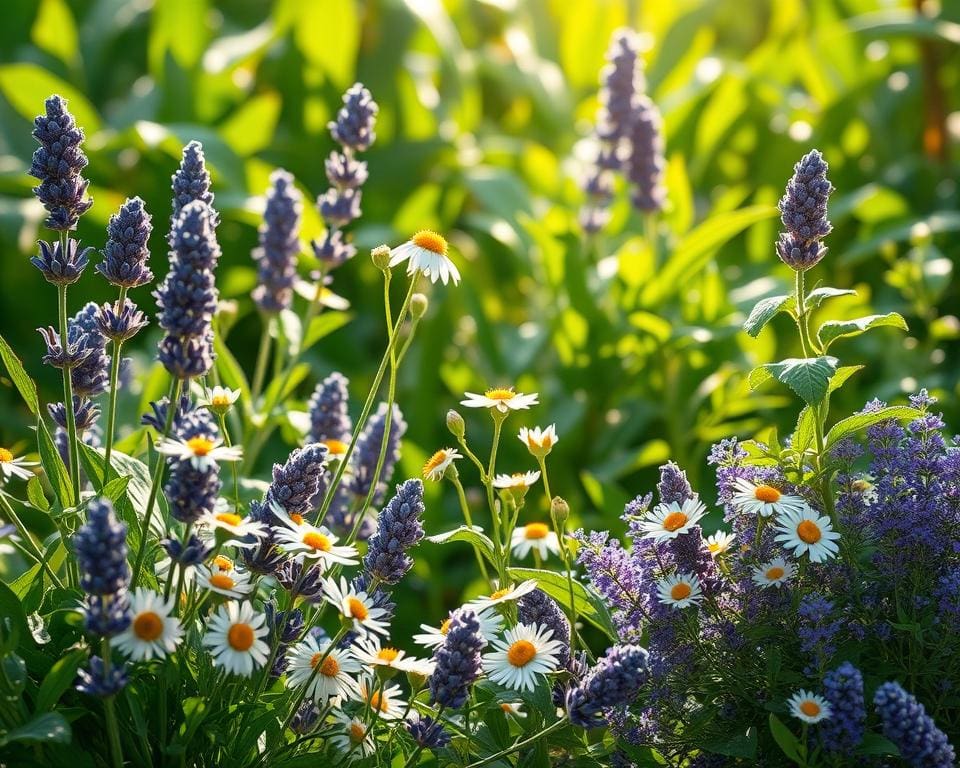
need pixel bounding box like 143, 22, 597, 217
539, 459, 578, 648
218, 413, 241, 510
0, 495, 65, 588
644, 212, 659, 269
101, 287, 129, 487
450, 472, 493, 587
251, 320, 272, 404
465, 717, 567, 768
101, 638, 125, 768
56, 277, 80, 507
483, 413, 508, 583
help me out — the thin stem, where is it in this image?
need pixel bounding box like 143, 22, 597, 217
450, 472, 493, 587
218, 413, 241, 509
0, 495, 65, 588
401, 704, 445, 768
539, 459, 578, 647
465, 717, 567, 768
644, 212, 659, 269
101, 638, 125, 768
251, 320, 272, 404
483, 413, 508, 583
101, 287, 129, 486
57, 277, 80, 507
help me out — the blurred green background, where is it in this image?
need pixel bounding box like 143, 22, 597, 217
1, 0, 959, 618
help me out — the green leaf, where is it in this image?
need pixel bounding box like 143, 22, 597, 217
761, 357, 838, 405
295, 0, 359, 87
856, 733, 900, 756
0, 333, 40, 415
0, 712, 70, 747
31, 0, 79, 64
704, 725, 758, 759
768, 713, 802, 763
426, 526, 495, 563
36, 649, 86, 712
828, 365, 864, 394
743, 295, 792, 337
78, 444, 163, 526
26, 475, 50, 512
37, 417, 73, 508
792, 407, 816, 454
302, 312, 352, 354
220, 92, 282, 156
825, 406, 920, 449
0, 64, 102, 134
508, 567, 618, 641
0, 581, 29, 649
102, 475, 131, 502
817, 313, 908, 350
805, 286, 856, 309
148, 0, 209, 75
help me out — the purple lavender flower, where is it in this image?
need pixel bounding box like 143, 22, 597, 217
31, 238, 92, 285
308, 372, 352, 445
429, 609, 486, 709
406, 712, 451, 750
164, 457, 221, 524
657, 461, 695, 505
266, 443, 329, 519
252, 169, 302, 314
317, 187, 361, 229
69, 302, 110, 398
171, 141, 216, 224
348, 402, 406, 504
37, 324, 93, 370
98, 197, 154, 288
241, 499, 286, 576
565, 644, 649, 728
156, 334, 215, 381
874, 682, 956, 767
819, 662, 865, 756
97, 298, 149, 343
797, 595, 842, 677
74, 498, 131, 638
29, 95, 93, 231
626, 95, 666, 213
325, 150, 368, 190
776, 149, 833, 271
328, 84, 379, 153
518, 588, 571, 669
161, 534, 212, 569
275, 559, 325, 601
76, 656, 128, 698
290, 701, 321, 734
265, 601, 305, 679
141, 394, 194, 435
311, 229, 356, 269
49, 396, 100, 431
362, 479, 425, 585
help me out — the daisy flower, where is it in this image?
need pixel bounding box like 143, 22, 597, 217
413, 608, 503, 649
198, 507, 267, 548
422, 448, 462, 481
492, 471, 541, 491
202, 601, 270, 677
787, 690, 832, 724
510, 522, 560, 560
705, 531, 735, 557
469, 579, 538, 609
274, 516, 359, 567
351, 635, 435, 678
155, 435, 243, 470
656, 572, 704, 609
320, 438, 349, 462
113, 588, 182, 661
0, 447, 38, 482
637, 497, 707, 542
198, 386, 241, 416
330, 711, 375, 760
731, 478, 809, 518
388, 230, 460, 286
773, 506, 841, 563
517, 425, 558, 456
356, 676, 405, 719
751, 557, 796, 589
499, 702, 526, 719
483, 623, 564, 692
321, 576, 390, 636
461, 387, 539, 414
286, 634, 361, 705
195, 563, 256, 599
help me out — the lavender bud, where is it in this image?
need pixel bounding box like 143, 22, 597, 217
74, 498, 129, 596
775, 149, 833, 271
98, 197, 154, 288
31, 238, 92, 285
266, 443, 329, 519
348, 402, 406, 504
626, 96, 666, 213
518, 588, 570, 668
164, 459, 221, 524
69, 302, 110, 398
37, 325, 92, 370
325, 151, 368, 190
156, 333, 215, 381
311, 229, 356, 268
874, 682, 955, 768
252, 169, 302, 314
162, 534, 212, 568
171, 141, 217, 225
819, 662, 865, 756
76, 656, 128, 698
97, 298, 149, 343
317, 187, 361, 228
566, 645, 649, 728
362, 479, 425, 585
49, 396, 100, 431
328, 83, 379, 153
429, 609, 485, 709
406, 712, 451, 750
308, 372, 352, 445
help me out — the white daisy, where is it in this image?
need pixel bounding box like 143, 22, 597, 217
113, 588, 182, 661
499, 701, 526, 719
517, 425, 558, 456
388, 230, 460, 286
155, 435, 243, 469
751, 557, 796, 588
510, 522, 560, 560
202, 601, 270, 677
330, 711, 375, 759
0, 447, 38, 482
422, 447, 462, 481
195, 563, 256, 599
356, 676, 405, 719
198, 386, 241, 416
413, 608, 504, 649
198, 507, 267, 548
787, 690, 832, 724
274, 516, 358, 567
321, 576, 390, 637
351, 635, 435, 678
461, 388, 539, 414
482, 622, 564, 692
731, 478, 810, 518
469, 579, 538, 609
286, 634, 361, 705
656, 572, 704, 609
492, 471, 541, 490
637, 497, 707, 542
773, 506, 841, 563
705, 531, 735, 557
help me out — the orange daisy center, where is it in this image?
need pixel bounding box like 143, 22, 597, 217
484, 388, 516, 401
227, 623, 255, 651
670, 583, 692, 601
500, 703, 514, 713
423, 450, 449, 476
369, 690, 388, 712
412, 230, 448, 255
766, 566, 785, 580
0, 448, 13, 463
209, 573, 236, 590
800, 700, 820, 717
797, 520, 822, 544
323, 439, 348, 456
347, 597, 369, 621
312, 653, 340, 677
289, 513, 304, 525
186, 436, 215, 456
662, 512, 689, 532
489, 587, 512, 600
212, 555, 233, 571
303, 531, 332, 551
216, 512, 242, 526
377, 648, 400, 662
349, 721, 367, 743
754, 485, 782, 503
507, 639, 537, 667
525, 523, 550, 540
133, 611, 164, 641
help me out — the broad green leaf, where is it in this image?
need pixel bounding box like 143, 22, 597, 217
743, 295, 792, 337
102, 475, 131, 502
825, 406, 920, 449
148, 0, 209, 75
37, 418, 72, 508
0, 333, 40, 415
427, 526, 495, 562
0, 712, 70, 747
768, 713, 801, 763
828, 365, 864, 394
0, 64, 102, 134
31, 0, 78, 64
747, 366, 773, 391
792, 407, 816, 453
26, 475, 50, 511
35, 649, 85, 712
78, 444, 162, 522
0, 581, 29, 649
817, 313, 908, 350
508, 567, 617, 641
220, 92, 282, 156
761, 357, 838, 405
856, 733, 900, 756
295, 0, 358, 87
303, 312, 352, 353
704, 725, 758, 759
806, 286, 856, 309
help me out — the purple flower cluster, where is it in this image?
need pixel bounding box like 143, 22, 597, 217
362, 479, 425, 585
308, 372, 353, 445
874, 682, 955, 767
565, 644, 649, 728
266, 443, 329, 519
405, 713, 451, 750
97, 197, 154, 288
797, 595, 842, 677
252, 170, 302, 313
818, 662, 865, 756
171, 141, 217, 226
32, 237, 92, 286
518, 588, 571, 669
775, 149, 833, 271
429, 609, 485, 709
347, 401, 407, 507
74, 498, 131, 638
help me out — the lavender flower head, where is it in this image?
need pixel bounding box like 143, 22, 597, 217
819, 662, 865, 756
626, 95, 666, 213
308, 372, 353, 445
429, 609, 486, 709
68, 302, 110, 398
97, 298, 149, 343
566, 644, 650, 728
776, 149, 833, 271
165, 457, 222, 524
328, 83, 379, 153
363, 479, 425, 585
252, 169, 302, 314
49, 396, 100, 432
348, 402, 406, 504
406, 712, 451, 750
98, 197, 154, 288
31, 238, 92, 285
74, 498, 131, 637
266, 443, 329, 519
171, 141, 216, 223
76, 656, 128, 698
874, 682, 955, 768
29, 94, 93, 231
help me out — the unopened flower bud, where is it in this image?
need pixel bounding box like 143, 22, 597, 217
371, 244, 391, 271
410, 293, 428, 319
551, 496, 570, 527
446, 409, 465, 440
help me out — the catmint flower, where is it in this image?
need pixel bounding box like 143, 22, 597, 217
74, 498, 131, 638
312, 229, 356, 268
69, 302, 110, 398
308, 372, 353, 446
518, 588, 571, 669
97, 298, 149, 343
819, 662, 865, 756
429, 609, 486, 709
49, 396, 100, 432
161, 534, 212, 569
165, 457, 222, 524
348, 402, 406, 504
31, 238, 92, 285
362, 479, 425, 585
328, 83, 379, 153
566, 644, 650, 728
626, 95, 666, 213
874, 682, 956, 768
29, 94, 93, 231
76, 656, 128, 698
406, 712, 451, 750
776, 149, 833, 271
98, 197, 154, 287
325, 150, 368, 189
171, 141, 216, 224
266, 443, 329, 519
252, 169, 302, 314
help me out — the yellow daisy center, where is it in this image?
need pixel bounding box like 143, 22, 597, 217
186, 436, 215, 456
800, 700, 820, 717
707, 542, 722, 553
423, 450, 449, 476
766, 566, 785, 580
323, 439, 348, 456
349, 721, 367, 743
412, 230, 448, 255
500, 703, 513, 713
303, 531, 332, 551
211, 394, 232, 408
312, 653, 340, 677
507, 639, 537, 667
797, 520, 822, 544
754, 485, 782, 503
213, 555, 233, 571
0, 448, 13, 463
347, 597, 369, 621
377, 648, 400, 662
216, 512, 242, 527
489, 587, 512, 600
670, 583, 692, 601
525, 523, 550, 540
662, 512, 688, 532
289, 513, 304, 525
440, 618, 452, 635
209, 573, 236, 590
369, 690, 388, 712
484, 387, 516, 401
227, 623, 255, 651
133, 611, 164, 641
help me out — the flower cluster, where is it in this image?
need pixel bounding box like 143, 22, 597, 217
251, 169, 302, 313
